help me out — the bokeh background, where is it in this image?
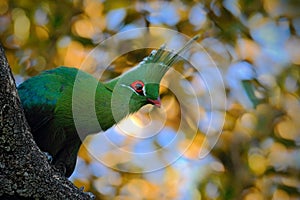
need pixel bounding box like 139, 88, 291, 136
1, 0, 300, 199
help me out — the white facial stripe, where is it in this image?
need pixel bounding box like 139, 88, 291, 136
120, 84, 142, 96
142, 85, 147, 96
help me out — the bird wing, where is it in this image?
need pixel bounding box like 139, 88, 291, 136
17, 67, 78, 133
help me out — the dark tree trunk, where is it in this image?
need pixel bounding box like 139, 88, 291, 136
0, 43, 94, 200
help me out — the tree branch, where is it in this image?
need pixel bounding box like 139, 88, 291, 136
0, 43, 94, 200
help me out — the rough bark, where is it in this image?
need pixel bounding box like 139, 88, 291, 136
0, 43, 94, 200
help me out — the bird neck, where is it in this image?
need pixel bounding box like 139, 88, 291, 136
95, 78, 125, 131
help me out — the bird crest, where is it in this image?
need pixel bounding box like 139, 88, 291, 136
139, 35, 200, 73
125, 34, 200, 85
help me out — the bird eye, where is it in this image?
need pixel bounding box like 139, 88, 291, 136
130, 80, 145, 95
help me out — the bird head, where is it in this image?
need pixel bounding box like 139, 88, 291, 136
104, 35, 199, 122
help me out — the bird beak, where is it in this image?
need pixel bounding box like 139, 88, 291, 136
147, 97, 161, 108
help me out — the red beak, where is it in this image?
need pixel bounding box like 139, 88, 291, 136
147, 97, 161, 108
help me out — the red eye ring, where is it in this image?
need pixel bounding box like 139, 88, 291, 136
130, 80, 144, 94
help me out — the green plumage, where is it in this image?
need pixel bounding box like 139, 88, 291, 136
17, 36, 198, 177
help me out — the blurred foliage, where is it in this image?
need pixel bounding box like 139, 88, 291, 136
1, 0, 300, 199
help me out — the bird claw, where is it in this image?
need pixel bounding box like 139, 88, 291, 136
79, 187, 95, 199
43, 152, 53, 163
84, 191, 95, 199
44, 153, 67, 177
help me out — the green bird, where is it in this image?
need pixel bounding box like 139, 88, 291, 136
17, 36, 198, 177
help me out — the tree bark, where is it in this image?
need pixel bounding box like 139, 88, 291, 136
0, 43, 94, 200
